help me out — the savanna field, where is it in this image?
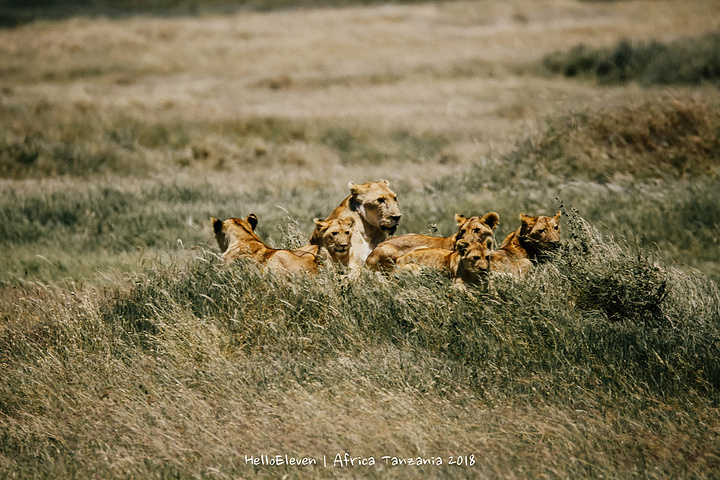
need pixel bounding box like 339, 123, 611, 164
1, 0, 720, 478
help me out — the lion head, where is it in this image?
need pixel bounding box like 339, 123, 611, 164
518, 211, 562, 253
211, 214, 260, 260
455, 238, 492, 277
455, 212, 500, 246
348, 179, 402, 235
313, 216, 355, 265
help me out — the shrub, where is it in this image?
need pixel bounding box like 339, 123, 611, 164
543, 31, 720, 86
502, 98, 720, 181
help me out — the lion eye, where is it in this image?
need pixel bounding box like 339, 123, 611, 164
474, 228, 480, 233
377, 198, 385, 204
332, 232, 338, 236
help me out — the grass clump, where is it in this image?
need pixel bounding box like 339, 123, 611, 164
503, 97, 720, 181
543, 31, 720, 86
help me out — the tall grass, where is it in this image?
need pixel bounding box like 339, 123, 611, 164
1, 209, 719, 478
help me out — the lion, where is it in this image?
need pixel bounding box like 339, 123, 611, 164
366, 212, 500, 271
211, 214, 320, 274
490, 211, 562, 276
395, 238, 493, 287
312, 180, 402, 269
310, 216, 355, 267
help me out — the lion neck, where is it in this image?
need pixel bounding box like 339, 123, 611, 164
225, 230, 274, 261
498, 229, 531, 261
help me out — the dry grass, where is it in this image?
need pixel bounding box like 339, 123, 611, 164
2, 1, 720, 478
3, 1, 720, 144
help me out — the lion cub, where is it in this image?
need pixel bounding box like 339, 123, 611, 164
395, 238, 493, 287
490, 212, 562, 276
211, 214, 320, 274
310, 216, 355, 267
366, 212, 500, 271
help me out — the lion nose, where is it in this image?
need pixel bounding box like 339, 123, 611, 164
391, 215, 402, 224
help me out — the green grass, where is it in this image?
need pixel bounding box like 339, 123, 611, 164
543, 30, 720, 86
0, 99, 451, 179
2, 97, 719, 285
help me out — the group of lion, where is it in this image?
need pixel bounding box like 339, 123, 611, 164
211, 180, 562, 285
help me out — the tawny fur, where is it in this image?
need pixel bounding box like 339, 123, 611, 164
490, 211, 562, 276
307, 216, 355, 267
312, 180, 402, 269
366, 212, 500, 271
211, 214, 320, 275
396, 238, 493, 287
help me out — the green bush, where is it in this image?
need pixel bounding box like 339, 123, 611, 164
543, 31, 720, 86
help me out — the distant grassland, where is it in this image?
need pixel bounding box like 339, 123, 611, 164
0, 0, 452, 27
543, 30, 720, 86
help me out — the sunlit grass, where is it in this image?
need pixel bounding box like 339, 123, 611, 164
2, 1, 720, 477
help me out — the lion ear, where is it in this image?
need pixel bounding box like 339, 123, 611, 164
554, 211, 562, 221
246, 214, 259, 230
346, 216, 356, 227
379, 179, 390, 186
211, 217, 223, 234
519, 213, 534, 225
454, 213, 467, 227
314, 218, 329, 230
349, 182, 360, 195
482, 212, 500, 230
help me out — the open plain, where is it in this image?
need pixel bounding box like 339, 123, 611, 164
1, 0, 720, 478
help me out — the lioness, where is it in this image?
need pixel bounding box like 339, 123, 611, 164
490, 211, 562, 276
311, 216, 355, 267
313, 180, 402, 269
211, 214, 320, 274
396, 238, 493, 287
366, 212, 500, 271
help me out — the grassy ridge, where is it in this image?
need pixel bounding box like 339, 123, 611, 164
2, 212, 719, 478
0, 99, 450, 179
543, 30, 720, 86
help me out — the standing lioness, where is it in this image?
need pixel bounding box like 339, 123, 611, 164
313, 180, 402, 269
